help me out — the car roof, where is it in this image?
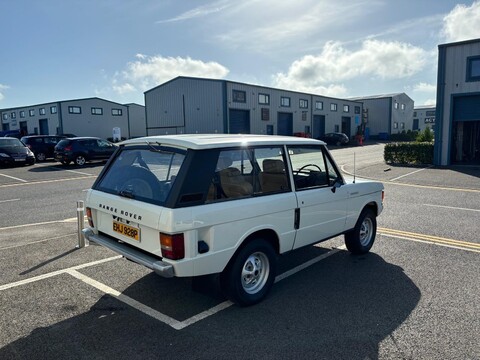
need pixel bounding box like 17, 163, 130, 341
120, 134, 325, 150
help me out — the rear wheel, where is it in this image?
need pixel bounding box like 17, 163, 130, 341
345, 208, 377, 254
36, 152, 46, 161
221, 239, 276, 306
75, 155, 86, 166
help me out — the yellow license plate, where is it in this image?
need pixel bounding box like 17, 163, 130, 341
113, 221, 140, 241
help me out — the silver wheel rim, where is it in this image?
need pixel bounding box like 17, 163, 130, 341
241, 252, 270, 295
76, 156, 85, 165
359, 217, 374, 246
37, 153, 46, 161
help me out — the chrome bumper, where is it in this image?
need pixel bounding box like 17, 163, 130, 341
82, 228, 174, 278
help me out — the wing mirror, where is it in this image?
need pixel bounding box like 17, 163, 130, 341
331, 177, 342, 193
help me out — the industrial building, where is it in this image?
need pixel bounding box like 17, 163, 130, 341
144, 77, 364, 139
413, 105, 436, 132
435, 38, 480, 165
348, 93, 415, 139
1, 98, 145, 140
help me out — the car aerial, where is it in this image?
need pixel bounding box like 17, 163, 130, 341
82, 134, 384, 306
21, 135, 66, 162
320, 132, 350, 146
54, 137, 117, 166
0, 137, 35, 167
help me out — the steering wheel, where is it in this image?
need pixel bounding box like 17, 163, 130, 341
295, 164, 322, 174
120, 166, 162, 200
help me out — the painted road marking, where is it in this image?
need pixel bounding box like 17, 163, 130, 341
378, 227, 480, 253
0, 217, 78, 231
0, 198, 20, 204
389, 166, 433, 181
0, 173, 28, 182
423, 204, 480, 213
0, 175, 96, 188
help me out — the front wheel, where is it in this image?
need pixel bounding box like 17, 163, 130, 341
221, 239, 276, 306
344, 208, 377, 254
36, 152, 46, 161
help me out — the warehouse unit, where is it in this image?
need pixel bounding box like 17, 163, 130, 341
435, 38, 480, 165
144, 77, 363, 139
1, 98, 146, 140
349, 93, 414, 139
413, 105, 436, 132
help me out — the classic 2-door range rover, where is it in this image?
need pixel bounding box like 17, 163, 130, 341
83, 134, 384, 306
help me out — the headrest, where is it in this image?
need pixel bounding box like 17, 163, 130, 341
263, 159, 285, 173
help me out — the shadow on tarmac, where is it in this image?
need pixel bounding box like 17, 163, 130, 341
0, 249, 420, 359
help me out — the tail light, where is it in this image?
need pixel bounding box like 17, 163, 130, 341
160, 233, 185, 260
86, 207, 94, 227
64, 145, 72, 151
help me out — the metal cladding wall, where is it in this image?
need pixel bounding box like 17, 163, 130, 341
145, 78, 225, 135
60, 98, 129, 139
414, 106, 436, 132
125, 103, 146, 138
391, 93, 415, 133
435, 39, 480, 165
356, 97, 392, 136
1, 102, 61, 135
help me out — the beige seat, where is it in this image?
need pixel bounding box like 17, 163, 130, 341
218, 167, 253, 198
261, 159, 288, 193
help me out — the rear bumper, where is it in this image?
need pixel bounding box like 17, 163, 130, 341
82, 228, 174, 278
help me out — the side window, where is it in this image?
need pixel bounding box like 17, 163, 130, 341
256, 147, 289, 194
287, 146, 330, 190
97, 139, 111, 148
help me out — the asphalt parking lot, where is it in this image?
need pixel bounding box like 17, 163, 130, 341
0, 147, 479, 359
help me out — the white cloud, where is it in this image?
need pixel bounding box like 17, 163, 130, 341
273, 40, 427, 94
0, 84, 9, 101
442, 1, 480, 42
413, 82, 436, 93
113, 55, 229, 94
157, 0, 230, 23
423, 98, 437, 106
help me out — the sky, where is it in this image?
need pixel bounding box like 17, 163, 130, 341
1, 0, 480, 109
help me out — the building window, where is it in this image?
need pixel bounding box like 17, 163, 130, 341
50, 106, 57, 114
11, 112, 16, 119
401, 104, 405, 110
29, 109, 35, 117
68, 106, 81, 114
299, 99, 308, 109
261, 108, 270, 121
20, 111, 25, 118
258, 93, 270, 105
330, 103, 337, 111
281, 97, 290, 107
426, 110, 435, 116
112, 108, 122, 116
39, 108, 46, 115
91, 107, 103, 115
343, 105, 349, 113
400, 122, 405, 129
315, 101, 323, 110
232, 90, 246, 103
393, 122, 398, 129
394, 102, 399, 109
334, 125, 340, 132
354, 106, 360, 114
413, 111, 417, 117
2, 113, 7, 121
301, 111, 307, 121
466, 55, 480, 82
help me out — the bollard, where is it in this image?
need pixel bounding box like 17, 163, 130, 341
76, 200, 88, 248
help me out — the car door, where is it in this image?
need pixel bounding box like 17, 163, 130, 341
287, 145, 348, 249
96, 139, 115, 159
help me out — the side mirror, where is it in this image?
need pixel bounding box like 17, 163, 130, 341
331, 178, 342, 193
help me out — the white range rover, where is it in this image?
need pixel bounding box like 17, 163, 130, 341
83, 134, 384, 306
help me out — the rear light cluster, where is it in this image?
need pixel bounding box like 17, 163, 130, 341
86, 207, 94, 227
160, 233, 185, 260
64, 145, 72, 151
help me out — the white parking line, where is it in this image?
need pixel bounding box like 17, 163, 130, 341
0, 217, 78, 231
423, 204, 480, 213
0, 244, 345, 330
0, 198, 20, 204
389, 166, 433, 181
65, 169, 93, 176
0, 173, 28, 182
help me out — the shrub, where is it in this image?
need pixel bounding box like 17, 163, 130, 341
416, 126, 434, 142
390, 130, 418, 142
384, 142, 434, 165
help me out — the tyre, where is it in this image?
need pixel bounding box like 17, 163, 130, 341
36, 152, 46, 161
221, 239, 276, 306
75, 155, 86, 166
344, 208, 377, 254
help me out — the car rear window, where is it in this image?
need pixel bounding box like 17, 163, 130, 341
0, 138, 24, 147
94, 146, 186, 205
56, 139, 71, 148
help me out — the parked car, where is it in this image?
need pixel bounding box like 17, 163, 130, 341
319, 132, 350, 146
0, 130, 23, 139
82, 134, 384, 306
21, 135, 66, 161
54, 137, 117, 166
0, 137, 35, 167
